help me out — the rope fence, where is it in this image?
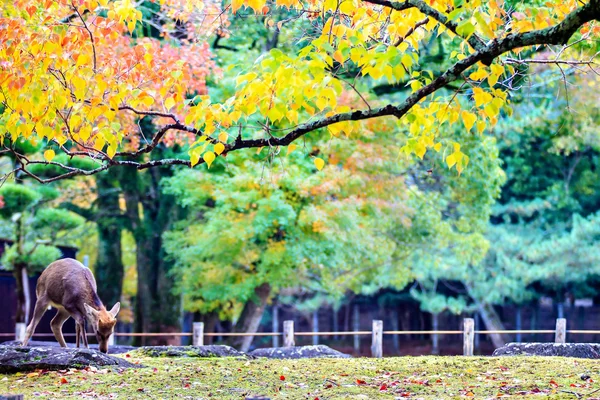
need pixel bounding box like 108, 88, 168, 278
4, 318, 597, 356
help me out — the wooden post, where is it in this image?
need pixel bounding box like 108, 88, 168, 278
312, 311, 319, 346
272, 305, 279, 347
353, 304, 360, 354
283, 320, 294, 347
463, 318, 474, 356
193, 322, 204, 346
371, 320, 383, 358
15, 323, 26, 342
555, 318, 566, 344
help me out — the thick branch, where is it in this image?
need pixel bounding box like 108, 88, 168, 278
364, 0, 487, 56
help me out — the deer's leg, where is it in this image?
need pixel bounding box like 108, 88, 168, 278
64, 306, 89, 349
22, 296, 49, 346
81, 321, 89, 348
75, 323, 81, 348
51, 308, 71, 348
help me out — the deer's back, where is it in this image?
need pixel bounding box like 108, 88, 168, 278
38, 258, 101, 309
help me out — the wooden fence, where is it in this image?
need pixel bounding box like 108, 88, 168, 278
5, 318, 596, 356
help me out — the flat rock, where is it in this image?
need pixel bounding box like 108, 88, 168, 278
249, 345, 351, 359
1, 340, 136, 355
493, 343, 600, 359
0, 345, 141, 373
135, 345, 246, 358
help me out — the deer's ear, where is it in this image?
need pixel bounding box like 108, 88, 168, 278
109, 302, 121, 318
84, 303, 99, 320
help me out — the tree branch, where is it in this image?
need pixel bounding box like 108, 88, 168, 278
363, 0, 487, 57
6, 0, 600, 183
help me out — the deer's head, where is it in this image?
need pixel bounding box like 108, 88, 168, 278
84, 302, 120, 353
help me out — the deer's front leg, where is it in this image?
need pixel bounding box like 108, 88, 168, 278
81, 321, 89, 349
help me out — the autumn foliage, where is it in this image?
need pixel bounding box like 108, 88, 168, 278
1, 0, 599, 181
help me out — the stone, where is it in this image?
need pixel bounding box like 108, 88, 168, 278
135, 345, 246, 358
249, 345, 351, 359
0, 345, 141, 373
1, 340, 136, 355
493, 343, 600, 359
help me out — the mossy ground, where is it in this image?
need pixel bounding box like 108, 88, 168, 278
1, 354, 599, 399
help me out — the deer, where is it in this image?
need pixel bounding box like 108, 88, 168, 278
22, 258, 120, 354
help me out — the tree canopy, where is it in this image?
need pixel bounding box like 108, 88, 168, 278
1, 0, 599, 182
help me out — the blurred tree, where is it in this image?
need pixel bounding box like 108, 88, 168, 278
0, 183, 84, 324
163, 114, 415, 351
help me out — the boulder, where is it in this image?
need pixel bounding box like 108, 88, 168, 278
493, 343, 600, 359
135, 345, 246, 358
249, 345, 351, 359
0, 345, 141, 373
1, 340, 135, 355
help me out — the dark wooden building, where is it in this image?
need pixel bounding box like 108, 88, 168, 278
0, 238, 78, 341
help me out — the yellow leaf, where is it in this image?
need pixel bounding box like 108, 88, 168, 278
446, 153, 457, 168
203, 151, 216, 168
107, 145, 116, 159
232, 0, 243, 12
415, 143, 426, 159
287, 143, 297, 154
434, 142, 442, 152
44, 149, 55, 162
76, 54, 90, 67
218, 132, 228, 143
79, 125, 92, 141
165, 97, 175, 110
462, 111, 477, 131
267, 107, 283, 122
127, 19, 136, 34
141, 96, 155, 107
314, 157, 325, 170
214, 142, 225, 155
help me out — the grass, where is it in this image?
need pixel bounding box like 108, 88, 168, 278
2, 354, 600, 399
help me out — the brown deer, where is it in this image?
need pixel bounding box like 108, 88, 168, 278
22, 258, 120, 353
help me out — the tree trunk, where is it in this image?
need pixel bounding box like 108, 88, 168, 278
515, 306, 522, 343
94, 173, 124, 308
332, 307, 339, 341
232, 283, 271, 352
120, 164, 183, 346
431, 312, 439, 355
13, 214, 29, 325
272, 305, 279, 347
476, 302, 506, 348
13, 263, 29, 324
312, 310, 319, 346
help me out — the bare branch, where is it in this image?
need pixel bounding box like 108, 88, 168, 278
72, 2, 97, 72
363, 0, 488, 57
394, 17, 429, 47
505, 58, 598, 66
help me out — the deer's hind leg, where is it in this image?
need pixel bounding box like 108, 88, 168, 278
51, 308, 71, 348
22, 296, 50, 346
